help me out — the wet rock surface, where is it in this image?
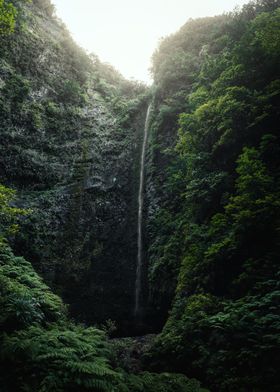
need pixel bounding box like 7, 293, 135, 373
110, 334, 156, 373
0, 0, 148, 331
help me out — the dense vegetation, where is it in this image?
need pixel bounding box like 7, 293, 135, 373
0, 184, 205, 391
145, 1, 280, 391
0, 0, 280, 391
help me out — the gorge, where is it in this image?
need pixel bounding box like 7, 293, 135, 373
0, 0, 280, 391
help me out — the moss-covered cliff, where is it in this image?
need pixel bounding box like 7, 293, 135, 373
0, 0, 148, 331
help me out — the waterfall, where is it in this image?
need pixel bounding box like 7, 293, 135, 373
134, 103, 151, 317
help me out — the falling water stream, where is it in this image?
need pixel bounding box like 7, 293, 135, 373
134, 104, 152, 317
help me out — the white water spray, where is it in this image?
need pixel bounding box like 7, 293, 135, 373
134, 104, 151, 317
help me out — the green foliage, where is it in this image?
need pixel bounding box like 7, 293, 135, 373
1, 324, 118, 392
0, 184, 29, 245
0, 244, 206, 391
147, 1, 280, 391
0, 0, 17, 35
150, 281, 280, 392
123, 372, 207, 392
0, 203, 120, 391
251, 8, 280, 53
0, 245, 65, 329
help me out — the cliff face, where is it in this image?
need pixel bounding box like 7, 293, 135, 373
0, 0, 148, 330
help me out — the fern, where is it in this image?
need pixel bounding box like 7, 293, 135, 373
83, 378, 114, 391
0, 244, 208, 392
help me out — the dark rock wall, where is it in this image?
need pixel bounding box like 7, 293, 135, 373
0, 0, 148, 332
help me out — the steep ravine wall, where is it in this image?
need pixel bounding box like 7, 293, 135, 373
0, 0, 149, 333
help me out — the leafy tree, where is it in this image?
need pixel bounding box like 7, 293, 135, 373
0, 184, 28, 246
0, 0, 17, 35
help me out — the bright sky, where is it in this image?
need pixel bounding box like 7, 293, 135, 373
52, 0, 249, 83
